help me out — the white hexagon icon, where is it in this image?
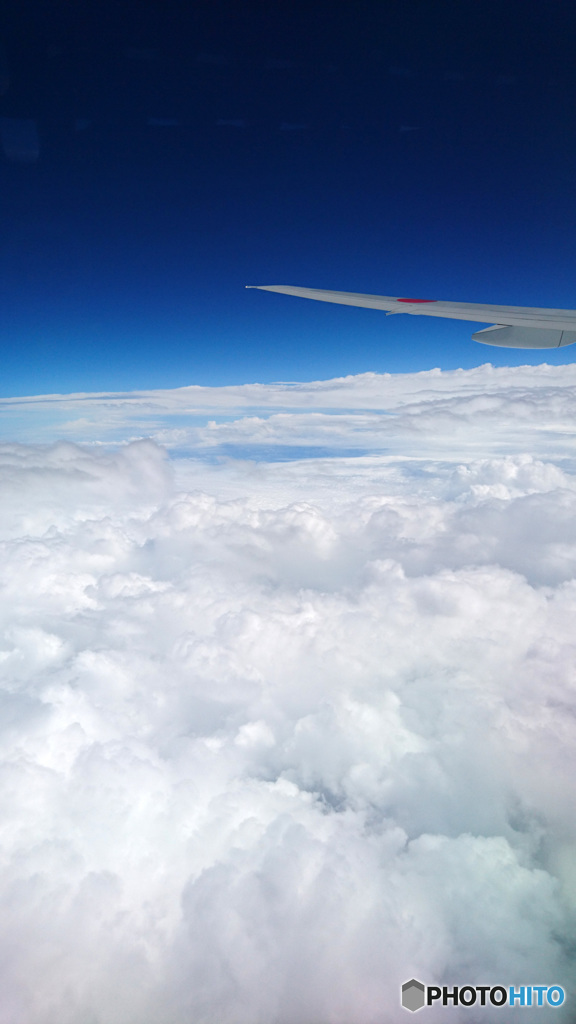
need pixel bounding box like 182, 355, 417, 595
402, 979, 426, 1012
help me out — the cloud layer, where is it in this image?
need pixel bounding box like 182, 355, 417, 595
1, 368, 576, 1022
3, 362, 576, 458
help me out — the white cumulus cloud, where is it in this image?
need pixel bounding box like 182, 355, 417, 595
1, 366, 576, 1022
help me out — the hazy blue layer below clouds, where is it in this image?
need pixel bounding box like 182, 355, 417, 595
1, 366, 576, 1022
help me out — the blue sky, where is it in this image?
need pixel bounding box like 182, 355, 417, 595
1, 0, 576, 396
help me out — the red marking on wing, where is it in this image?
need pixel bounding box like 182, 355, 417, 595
397, 298, 437, 303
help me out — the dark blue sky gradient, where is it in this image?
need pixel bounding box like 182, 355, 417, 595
1, 0, 576, 395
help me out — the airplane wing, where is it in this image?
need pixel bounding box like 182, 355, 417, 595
246, 284, 576, 348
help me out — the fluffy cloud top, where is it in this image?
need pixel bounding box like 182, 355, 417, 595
1, 366, 576, 1022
